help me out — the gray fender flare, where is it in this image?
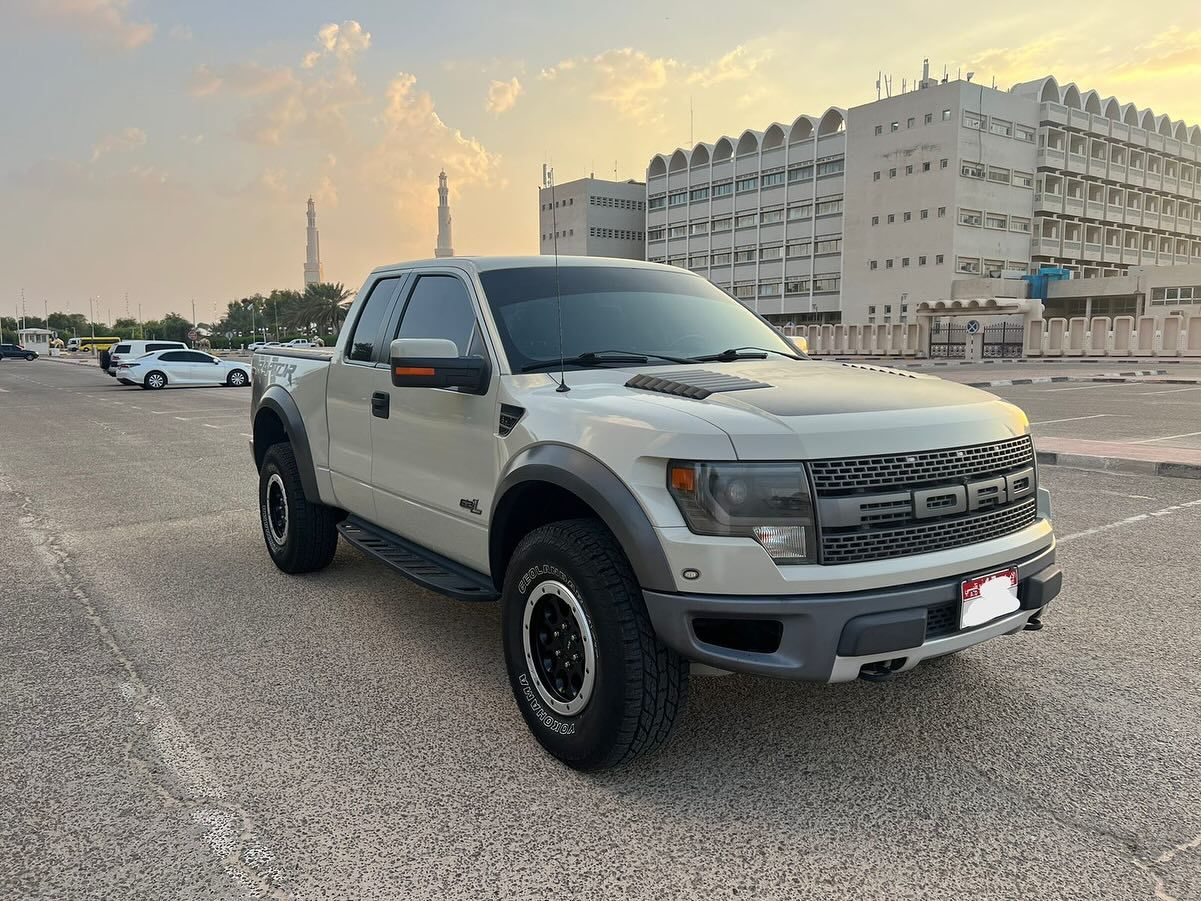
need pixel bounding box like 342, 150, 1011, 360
254, 386, 320, 500
491, 444, 676, 592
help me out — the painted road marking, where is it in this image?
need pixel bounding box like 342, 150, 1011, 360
1042, 383, 1131, 393
240, 433, 252, 438
0, 387, 8, 392
1059, 497, 1201, 544
174, 417, 189, 421
1128, 430, 1201, 445
1135, 386, 1201, 396
1030, 414, 1114, 426
202, 424, 219, 429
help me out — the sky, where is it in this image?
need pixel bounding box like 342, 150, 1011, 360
3, 0, 1200, 321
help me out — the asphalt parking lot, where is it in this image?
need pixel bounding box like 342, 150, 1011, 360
3, 359, 1200, 900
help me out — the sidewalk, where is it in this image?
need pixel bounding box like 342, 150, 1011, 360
1036, 437, 1201, 480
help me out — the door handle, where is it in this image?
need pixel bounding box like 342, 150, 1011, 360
371, 391, 390, 419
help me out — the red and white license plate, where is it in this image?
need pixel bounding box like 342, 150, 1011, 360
960, 567, 1019, 629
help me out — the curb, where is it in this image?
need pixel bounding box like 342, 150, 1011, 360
1036, 450, 1201, 481
966, 370, 1168, 388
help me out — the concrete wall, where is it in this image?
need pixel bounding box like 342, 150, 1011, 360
538, 177, 646, 260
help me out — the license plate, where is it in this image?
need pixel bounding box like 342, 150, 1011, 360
960, 567, 1020, 629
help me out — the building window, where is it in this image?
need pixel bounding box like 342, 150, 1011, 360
786, 242, 811, 258
1013, 170, 1034, 188
903, 211, 912, 222
940, 158, 948, 169
907, 117, 915, 128
758, 281, 781, 297
924, 112, 933, 125
733, 284, 755, 299
815, 196, 843, 216
959, 208, 983, 227
874, 125, 883, 135
712, 216, 732, 232
668, 224, 688, 238
734, 248, 756, 263
985, 213, 1007, 230
890, 121, 899, 131
712, 181, 733, 198
785, 279, 810, 294
920, 209, 929, 219
961, 161, 985, 179
648, 227, 665, 241
887, 213, 895, 224
869, 260, 878, 270
987, 166, 1011, 185
942, 109, 951, 121
787, 203, 812, 220
815, 238, 841, 255
989, 117, 1012, 137
901, 257, 910, 267
956, 256, 981, 274
936, 253, 945, 264
817, 158, 845, 177
1016, 124, 1036, 143
668, 192, 687, 206
813, 276, 840, 293
735, 213, 757, 229
918, 255, 927, 266
760, 208, 784, 224
648, 195, 665, 210
1010, 216, 1031, 233
922, 161, 931, 172
735, 176, 758, 193
937, 206, 946, 217
689, 255, 708, 268
889, 167, 897, 178
905, 165, 913, 175
871, 215, 879, 226
761, 170, 785, 188
788, 164, 814, 182
668, 256, 686, 267
689, 186, 709, 202
885, 259, 893, 269
760, 245, 782, 261
873, 170, 881, 181
711, 251, 732, 265
689, 221, 709, 236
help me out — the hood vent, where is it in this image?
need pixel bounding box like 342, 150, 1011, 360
840, 362, 918, 379
626, 369, 772, 400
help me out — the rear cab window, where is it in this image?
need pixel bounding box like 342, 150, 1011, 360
346, 276, 403, 363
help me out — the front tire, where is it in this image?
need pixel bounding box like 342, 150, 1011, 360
227, 368, 248, 387
25, 353, 36, 361
258, 443, 339, 574
144, 370, 167, 390
502, 519, 688, 770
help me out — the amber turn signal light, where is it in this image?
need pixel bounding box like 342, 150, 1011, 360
394, 366, 436, 376
669, 464, 696, 493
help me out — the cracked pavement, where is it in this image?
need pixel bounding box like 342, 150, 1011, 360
2, 360, 1200, 900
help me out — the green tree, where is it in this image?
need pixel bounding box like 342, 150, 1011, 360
158, 312, 194, 342
290, 282, 351, 335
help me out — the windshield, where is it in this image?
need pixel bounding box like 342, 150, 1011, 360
477, 265, 800, 372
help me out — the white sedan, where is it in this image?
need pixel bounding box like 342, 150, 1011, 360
116, 349, 251, 389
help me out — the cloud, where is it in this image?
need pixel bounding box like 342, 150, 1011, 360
169, 24, 192, 41
188, 62, 296, 98
91, 126, 146, 161
35, 0, 155, 49
687, 45, 772, 88
485, 77, 523, 115
1111, 27, 1201, 81
303, 20, 371, 68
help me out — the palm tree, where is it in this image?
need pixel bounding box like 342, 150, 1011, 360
291, 282, 351, 335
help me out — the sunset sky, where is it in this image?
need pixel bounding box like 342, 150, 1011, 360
4, 0, 1200, 320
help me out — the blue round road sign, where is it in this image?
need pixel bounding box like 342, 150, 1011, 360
966, 319, 981, 334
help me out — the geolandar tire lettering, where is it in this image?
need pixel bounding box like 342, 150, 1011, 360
501, 518, 688, 771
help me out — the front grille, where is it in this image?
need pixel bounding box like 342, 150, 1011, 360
925, 602, 959, 639
821, 498, 1039, 565
810, 436, 1035, 495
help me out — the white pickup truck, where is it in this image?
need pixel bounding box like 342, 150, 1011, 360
250, 256, 1061, 770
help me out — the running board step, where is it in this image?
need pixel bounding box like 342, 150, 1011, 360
337, 516, 498, 602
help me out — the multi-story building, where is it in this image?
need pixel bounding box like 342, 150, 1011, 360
645, 64, 1201, 326
538, 177, 646, 260
645, 108, 848, 325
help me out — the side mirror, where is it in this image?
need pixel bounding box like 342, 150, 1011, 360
390, 338, 489, 394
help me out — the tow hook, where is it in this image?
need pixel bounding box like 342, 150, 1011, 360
1024, 610, 1044, 632
859, 659, 905, 682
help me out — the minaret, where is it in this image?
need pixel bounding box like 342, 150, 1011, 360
435, 169, 454, 258
304, 196, 323, 286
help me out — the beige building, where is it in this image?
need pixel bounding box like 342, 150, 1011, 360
538, 177, 646, 260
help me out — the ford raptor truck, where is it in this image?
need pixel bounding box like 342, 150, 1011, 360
250, 256, 1062, 770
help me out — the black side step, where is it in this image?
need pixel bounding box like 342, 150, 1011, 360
337, 516, 498, 602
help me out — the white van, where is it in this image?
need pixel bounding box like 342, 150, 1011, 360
107, 340, 188, 376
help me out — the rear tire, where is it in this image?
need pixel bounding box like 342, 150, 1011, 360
227, 369, 248, 387
144, 370, 167, 390
259, 442, 339, 574
501, 518, 688, 771
25, 353, 36, 361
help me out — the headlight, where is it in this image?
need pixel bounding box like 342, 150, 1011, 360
667, 461, 816, 564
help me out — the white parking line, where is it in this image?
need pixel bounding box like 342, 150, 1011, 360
240, 433, 252, 438
0, 387, 8, 393
1042, 383, 1130, 393
1059, 497, 1201, 543
174, 416, 189, 421
1135, 386, 1201, 396
202, 423, 219, 429
1030, 414, 1113, 426
1127, 430, 1201, 445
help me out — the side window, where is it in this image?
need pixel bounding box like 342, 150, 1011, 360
159, 351, 186, 362
114, 344, 131, 354
395, 275, 481, 357
147, 343, 175, 352
183, 351, 213, 363
347, 277, 400, 362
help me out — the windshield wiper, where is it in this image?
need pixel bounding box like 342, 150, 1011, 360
689, 345, 802, 363
521, 350, 693, 373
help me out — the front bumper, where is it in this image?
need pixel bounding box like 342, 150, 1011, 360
643, 543, 1060, 682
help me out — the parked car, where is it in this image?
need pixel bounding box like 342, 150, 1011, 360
248, 341, 283, 352
106, 340, 188, 376
284, 338, 318, 348
249, 256, 1061, 771
0, 343, 38, 360
117, 349, 251, 389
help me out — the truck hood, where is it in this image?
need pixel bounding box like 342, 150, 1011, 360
528, 359, 1029, 460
